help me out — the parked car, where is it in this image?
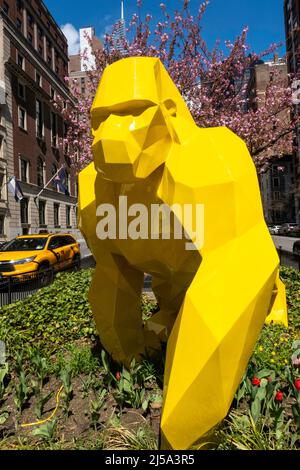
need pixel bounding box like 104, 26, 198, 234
0, 233, 81, 278
268, 225, 282, 235
268, 225, 275, 234
279, 223, 300, 236
273, 225, 282, 235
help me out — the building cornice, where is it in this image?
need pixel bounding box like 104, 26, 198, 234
19, 181, 77, 204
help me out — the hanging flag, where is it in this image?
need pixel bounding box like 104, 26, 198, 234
7, 176, 24, 202
54, 168, 70, 196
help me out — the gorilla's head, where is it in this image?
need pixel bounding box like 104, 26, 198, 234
91, 57, 194, 183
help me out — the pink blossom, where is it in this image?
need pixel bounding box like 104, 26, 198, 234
60, 1, 296, 171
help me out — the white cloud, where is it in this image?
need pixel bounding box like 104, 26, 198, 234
103, 15, 112, 23
102, 23, 113, 39
61, 23, 80, 55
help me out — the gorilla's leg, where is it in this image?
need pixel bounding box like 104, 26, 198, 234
265, 269, 288, 326
89, 250, 145, 366
146, 271, 194, 341
160, 233, 278, 449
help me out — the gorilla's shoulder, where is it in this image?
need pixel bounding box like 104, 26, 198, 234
192, 126, 247, 148
179, 125, 250, 161
165, 125, 255, 185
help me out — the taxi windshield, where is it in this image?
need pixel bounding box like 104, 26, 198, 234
1, 237, 47, 251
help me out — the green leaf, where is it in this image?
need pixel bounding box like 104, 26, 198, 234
256, 386, 267, 401
251, 398, 261, 423
0, 411, 9, 425
256, 369, 274, 379
236, 382, 246, 402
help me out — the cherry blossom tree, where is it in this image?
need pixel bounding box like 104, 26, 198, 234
59, 0, 296, 172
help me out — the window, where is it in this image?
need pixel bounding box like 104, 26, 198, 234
65, 171, 70, 195
38, 45, 43, 56
38, 200, 46, 226
51, 112, 57, 147
48, 236, 63, 250
17, 52, 24, 69
36, 99, 43, 138
274, 191, 280, 201
64, 122, 68, 153
27, 13, 33, 27
3, 2, 9, 14
20, 198, 28, 224
54, 203, 60, 227
16, 0, 23, 12
18, 81, 26, 100
66, 205, 71, 227
18, 107, 26, 130
0, 214, 4, 236
37, 26, 43, 39
51, 163, 57, 190
61, 235, 76, 246
20, 159, 28, 182
27, 32, 33, 44
50, 87, 55, 100
47, 56, 52, 66
0, 172, 4, 196
16, 18, 22, 30
37, 157, 44, 186
74, 179, 78, 197
273, 177, 280, 189
55, 66, 59, 75
36, 72, 42, 87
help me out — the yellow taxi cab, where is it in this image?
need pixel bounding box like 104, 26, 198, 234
0, 233, 81, 278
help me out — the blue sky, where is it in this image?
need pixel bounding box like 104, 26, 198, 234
44, 0, 286, 57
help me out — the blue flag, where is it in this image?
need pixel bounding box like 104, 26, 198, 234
55, 168, 70, 196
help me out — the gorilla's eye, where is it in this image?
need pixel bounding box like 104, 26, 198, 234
92, 115, 109, 132
91, 103, 157, 132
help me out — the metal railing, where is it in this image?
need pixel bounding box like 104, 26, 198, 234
0, 267, 54, 307
0, 257, 82, 307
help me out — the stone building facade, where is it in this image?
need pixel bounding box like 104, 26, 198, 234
284, 0, 300, 223
246, 56, 295, 224
0, 0, 77, 240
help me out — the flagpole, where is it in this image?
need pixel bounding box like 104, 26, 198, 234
34, 165, 65, 201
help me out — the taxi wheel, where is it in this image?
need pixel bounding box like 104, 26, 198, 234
73, 254, 81, 271
38, 262, 52, 287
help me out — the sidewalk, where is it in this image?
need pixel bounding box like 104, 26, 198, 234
272, 235, 300, 253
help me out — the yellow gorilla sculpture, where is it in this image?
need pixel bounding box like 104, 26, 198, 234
78, 57, 287, 450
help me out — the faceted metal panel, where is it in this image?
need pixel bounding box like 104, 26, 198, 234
78, 57, 287, 449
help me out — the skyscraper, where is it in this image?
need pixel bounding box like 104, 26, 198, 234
112, 1, 126, 53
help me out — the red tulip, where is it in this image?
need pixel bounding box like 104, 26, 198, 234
115, 371, 121, 381
294, 379, 300, 391
252, 377, 261, 387
275, 390, 284, 402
